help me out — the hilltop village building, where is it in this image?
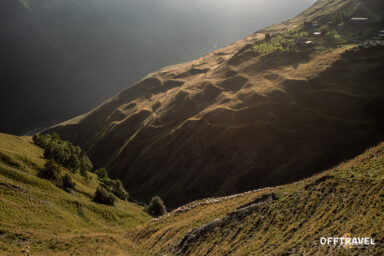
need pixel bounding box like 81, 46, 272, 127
351, 17, 369, 21
295, 36, 314, 49
349, 17, 369, 28
380, 30, 384, 39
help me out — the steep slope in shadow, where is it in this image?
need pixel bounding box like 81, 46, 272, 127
46, 0, 384, 207
48, 46, 384, 208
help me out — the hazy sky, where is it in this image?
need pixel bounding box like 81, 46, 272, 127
0, 0, 316, 134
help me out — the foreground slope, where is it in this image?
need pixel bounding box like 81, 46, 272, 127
0, 132, 150, 255
47, 0, 384, 207
129, 142, 384, 255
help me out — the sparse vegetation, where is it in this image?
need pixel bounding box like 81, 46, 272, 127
146, 196, 167, 217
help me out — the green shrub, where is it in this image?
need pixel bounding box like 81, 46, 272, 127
101, 178, 129, 200
62, 173, 75, 190
38, 160, 61, 182
51, 132, 61, 141
95, 168, 108, 179
146, 196, 167, 217
112, 179, 129, 200
67, 154, 81, 173
32, 134, 50, 148
93, 186, 115, 206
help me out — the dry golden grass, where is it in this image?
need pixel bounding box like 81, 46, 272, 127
129, 142, 384, 255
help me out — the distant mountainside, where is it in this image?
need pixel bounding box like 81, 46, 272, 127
47, 0, 384, 208
0, 0, 315, 134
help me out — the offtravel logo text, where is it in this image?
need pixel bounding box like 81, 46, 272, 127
320, 234, 375, 249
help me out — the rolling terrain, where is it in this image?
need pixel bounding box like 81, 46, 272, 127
0, 132, 150, 255
0, 133, 383, 255
129, 139, 384, 256
47, 0, 384, 208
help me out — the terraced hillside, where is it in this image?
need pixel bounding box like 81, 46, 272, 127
0, 133, 150, 255
47, 0, 384, 208
129, 141, 384, 255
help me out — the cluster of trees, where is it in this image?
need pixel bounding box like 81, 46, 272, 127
33, 133, 129, 206
33, 133, 92, 177
33, 133, 166, 214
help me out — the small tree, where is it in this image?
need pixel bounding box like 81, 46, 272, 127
95, 168, 108, 179
147, 196, 167, 217
100, 178, 129, 200
38, 160, 61, 182
93, 186, 115, 206
62, 173, 75, 190
67, 154, 81, 173
79, 155, 93, 177
112, 179, 129, 200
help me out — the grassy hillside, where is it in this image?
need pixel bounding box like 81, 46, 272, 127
128, 141, 384, 255
0, 133, 150, 255
1, 130, 383, 255
47, 0, 384, 208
